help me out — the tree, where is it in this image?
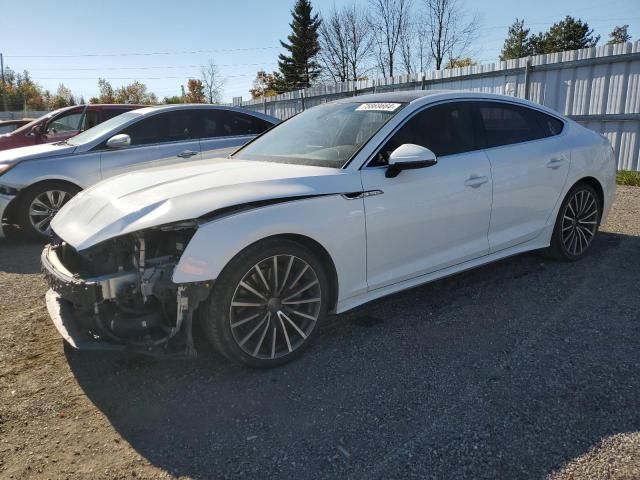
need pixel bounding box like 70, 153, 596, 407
368, 0, 411, 77
608, 25, 631, 45
249, 70, 285, 99
0, 66, 46, 111
115, 81, 157, 104
278, 0, 322, 91
185, 79, 206, 103
530, 16, 599, 54
94, 78, 115, 103
50, 84, 74, 109
445, 57, 476, 68
163, 95, 185, 104
424, 0, 479, 70
500, 18, 534, 60
319, 4, 373, 82
200, 59, 224, 103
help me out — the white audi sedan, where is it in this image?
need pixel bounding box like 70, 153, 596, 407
42, 90, 615, 368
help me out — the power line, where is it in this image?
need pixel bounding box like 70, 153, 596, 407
26, 62, 279, 71
5, 46, 281, 59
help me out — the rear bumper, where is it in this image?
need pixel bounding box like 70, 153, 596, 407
0, 193, 15, 239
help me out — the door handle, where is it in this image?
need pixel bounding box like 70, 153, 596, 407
177, 150, 198, 159
546, 158, 566, 169
464, 175, 489, 188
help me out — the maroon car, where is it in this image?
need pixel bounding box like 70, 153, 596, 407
0, 104, 146, 151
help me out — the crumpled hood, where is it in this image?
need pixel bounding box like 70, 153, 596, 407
52, 158, 362, 250
0, 142, 76, 167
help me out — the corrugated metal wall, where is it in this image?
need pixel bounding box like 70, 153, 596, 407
239, 41, 640, 171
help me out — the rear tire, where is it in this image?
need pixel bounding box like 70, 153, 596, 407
546, 182, 601, 261
199, 238, 330, 368
16, 181, 80, 241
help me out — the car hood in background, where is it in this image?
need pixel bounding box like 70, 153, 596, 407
51, 158, 361, 250
0, 142, 76, 168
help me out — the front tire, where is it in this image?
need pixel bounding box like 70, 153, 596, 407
17, 181, 80, 241
200, 238, 330, 368
546, 182, 601, 261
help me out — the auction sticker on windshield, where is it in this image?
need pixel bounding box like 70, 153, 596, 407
355, 103, 402, 112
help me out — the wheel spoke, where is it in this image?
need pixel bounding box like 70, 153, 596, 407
283, 279, 318, 302
239, 313, 269, 346
278, 310, 307, 340
230, 312, 261, 329
239, 281, 268, 301
254, 265, 270, 293
287, 308, 318, 322
279, 256, 294, 295
270, 327, 277, 359
252, 313, 271, 356
231, 301, 265, 308
287, 264, 308, 292
283, 297, 321, 305
272, 256, 278, 292
34, 217, 51, 231
278, 316, 293, 353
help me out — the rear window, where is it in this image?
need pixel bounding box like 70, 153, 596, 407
478, 102, 545, 147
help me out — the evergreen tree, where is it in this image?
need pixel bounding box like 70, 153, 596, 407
608, 25, 631, 45
277, 0, 322, 92
532, 16, 599, 54
500, 19, 534, 60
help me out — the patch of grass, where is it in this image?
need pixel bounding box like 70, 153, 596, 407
617, 170, 640, 186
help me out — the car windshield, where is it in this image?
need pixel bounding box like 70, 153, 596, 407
67, 111, 141, 145
9, 107, 70, 136
232, 102, 405, 168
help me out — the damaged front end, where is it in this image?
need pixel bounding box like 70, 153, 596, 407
41, 224, 211, 356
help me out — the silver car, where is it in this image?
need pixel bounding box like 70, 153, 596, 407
0, 105, 278, 239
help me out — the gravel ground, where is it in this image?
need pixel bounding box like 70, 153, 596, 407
0, 186, 639, 480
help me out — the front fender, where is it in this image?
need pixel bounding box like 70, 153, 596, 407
173, 194, 368, 304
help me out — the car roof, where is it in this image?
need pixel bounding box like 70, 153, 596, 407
332, 89, 564, 118
132, 104, 279, 123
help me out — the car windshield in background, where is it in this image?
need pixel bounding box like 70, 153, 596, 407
67, 111, 142, 146
233, 102, 405, 168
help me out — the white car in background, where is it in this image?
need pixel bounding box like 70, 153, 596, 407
0, 105, 277, 239
41, 90, 615, 368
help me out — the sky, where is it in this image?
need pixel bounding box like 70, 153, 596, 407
1, 0, 638, 104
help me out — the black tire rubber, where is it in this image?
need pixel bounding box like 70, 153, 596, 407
545, 181, 601, 261
16, 181, 81, 241
199, 238, 330, 368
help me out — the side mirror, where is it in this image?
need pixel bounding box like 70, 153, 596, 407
385, 144, 437, 178
105, 133, 131, 149
29, 124, 43, 136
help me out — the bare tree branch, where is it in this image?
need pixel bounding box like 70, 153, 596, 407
200, 59, 224, 104
368, 0, 412, 78
424, 0, 479, 70
319, 4, 374, 82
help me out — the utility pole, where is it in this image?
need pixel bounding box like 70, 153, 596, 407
0, 53, 7, 112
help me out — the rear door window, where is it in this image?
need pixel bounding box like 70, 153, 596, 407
477, 102, 546, 147
199, 110, 273, 138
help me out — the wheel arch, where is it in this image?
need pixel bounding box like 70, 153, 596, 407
6, 178, 83, 223
268, 233, 340, 313
573, 176, 605, 220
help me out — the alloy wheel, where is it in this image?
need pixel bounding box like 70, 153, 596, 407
229, 255, 322, 360
28, 190, 73, 234
561, 189, 599, 256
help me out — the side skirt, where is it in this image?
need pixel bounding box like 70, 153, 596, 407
335, 234, 551, 314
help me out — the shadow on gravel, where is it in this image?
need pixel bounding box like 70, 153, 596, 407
0, 229, 45, 274
66, 232, 640, 479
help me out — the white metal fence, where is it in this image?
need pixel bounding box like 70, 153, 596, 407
237, 41, 640, 172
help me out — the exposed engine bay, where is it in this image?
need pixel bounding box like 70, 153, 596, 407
42, 225, 211, 356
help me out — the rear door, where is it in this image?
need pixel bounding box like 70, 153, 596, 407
99, 110, 202, 179
475, 101, 570, 252
199, 109, 273, 158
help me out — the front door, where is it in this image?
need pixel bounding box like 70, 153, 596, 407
361, 101, 493, 290
99, 110, 202, 179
